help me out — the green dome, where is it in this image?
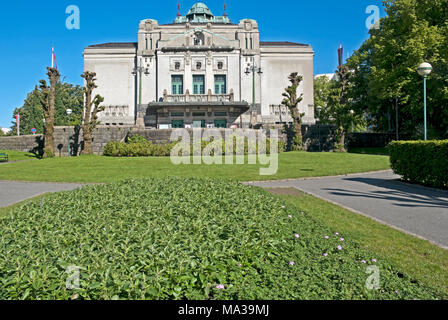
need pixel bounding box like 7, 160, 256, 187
186, 2, 214, 18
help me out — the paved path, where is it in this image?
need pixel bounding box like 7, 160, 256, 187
247, 171, 448, 248
0, 181, 83, 208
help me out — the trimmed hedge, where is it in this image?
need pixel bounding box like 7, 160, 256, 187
0, 178, 442, 299
388, 140, 448, 188
104, 135, 286, 157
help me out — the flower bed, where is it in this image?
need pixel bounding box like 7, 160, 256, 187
0, 178, 441, 299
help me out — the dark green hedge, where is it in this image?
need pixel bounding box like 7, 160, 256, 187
388, 140, 448, 188
104, 135, 286, 157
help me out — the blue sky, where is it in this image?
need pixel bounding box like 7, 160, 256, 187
0, 0, 385, 128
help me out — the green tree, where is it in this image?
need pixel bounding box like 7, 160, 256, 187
347, 0, 448, 139
11, 82, 84, 136
282, 72, 304, 151
314, 71, 366, 152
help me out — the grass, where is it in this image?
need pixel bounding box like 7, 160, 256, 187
0, 150, 38, 162
348, 147, 389, 155
270, 189, 448, 297
0, 178, 442, 300
0, 151, 390, 183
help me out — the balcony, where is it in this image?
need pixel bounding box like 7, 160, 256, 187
162, 89, 234, 103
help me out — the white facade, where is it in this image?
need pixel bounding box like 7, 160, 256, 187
83, 2, 315, 128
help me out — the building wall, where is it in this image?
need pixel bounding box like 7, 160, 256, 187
260, 46, 315, 124
83, 13, 315, 127
84, 48, 137, 125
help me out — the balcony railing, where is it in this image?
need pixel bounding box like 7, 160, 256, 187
163, 89, 234, 103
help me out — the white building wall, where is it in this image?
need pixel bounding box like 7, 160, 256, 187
84, 48, 137, 125
260, 47, 315, 124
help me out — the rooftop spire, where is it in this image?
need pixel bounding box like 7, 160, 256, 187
177, 1, 181, 17
224, 1, 228, 17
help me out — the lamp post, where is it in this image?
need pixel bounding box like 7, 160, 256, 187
417, 62, 432, 141
317, 106, 322, 152
245, 57, 262, 128
349, 109, 355, 133
132, 58, 150, 106
66, 109, 72, 157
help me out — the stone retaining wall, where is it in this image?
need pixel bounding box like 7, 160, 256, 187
0, 125, 404, 156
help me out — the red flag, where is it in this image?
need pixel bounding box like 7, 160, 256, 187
16, 114, 20, 136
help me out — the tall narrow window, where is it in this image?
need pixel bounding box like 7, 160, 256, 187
214, 75, 226, 94
245, 37, 248, 49
250, 37, 253, 49
171, 75, 183, 95
193, 75, 205, 94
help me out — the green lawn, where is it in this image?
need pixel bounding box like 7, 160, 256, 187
348, 147, 389, 155
0, 151, 390, 183
0, 150, 38, 162
271, 189, 448, 297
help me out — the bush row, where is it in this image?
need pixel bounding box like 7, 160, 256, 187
103, 135, 286, 157
388, 140, 448, 188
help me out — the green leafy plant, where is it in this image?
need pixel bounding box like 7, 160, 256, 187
0, 178, 442, 300
388, 140, 448, 188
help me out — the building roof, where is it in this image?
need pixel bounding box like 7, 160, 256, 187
260, 41, 310, 47
174, 2, 231, 24
88, 42, 138, 49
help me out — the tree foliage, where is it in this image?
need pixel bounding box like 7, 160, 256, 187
282, 73, 304, 151
347, 0, 448, 139
11, 81, 84, 136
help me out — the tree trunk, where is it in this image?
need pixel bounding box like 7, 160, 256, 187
81, 89, 92, 155
43, 68, 60, 158
336, 125, 346, 152
292, 108, 303, 151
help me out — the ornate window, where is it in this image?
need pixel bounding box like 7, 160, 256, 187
214, 75, 226, 94
193, 75, 205, 95
196, 61, 202, 70
174, 62, 181, 70
217, 61, 224, 70
171, 75, 184, 95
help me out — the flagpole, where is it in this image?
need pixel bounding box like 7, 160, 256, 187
51, 46, 54, 68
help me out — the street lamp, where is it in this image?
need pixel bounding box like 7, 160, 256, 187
66, 109, 72, 157
132, 58, 150, 106
245, 57, 262, 128
417, 62, 432, 141
317, 106, 322, 152
349, 109, 355, 133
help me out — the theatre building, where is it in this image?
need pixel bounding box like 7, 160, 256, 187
83, 2, 315, 129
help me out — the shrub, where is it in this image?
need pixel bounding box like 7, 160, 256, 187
0, 178, 441, 300
127, 134, 148, 144
104, 137, 285, 157
388, 140, 448, 188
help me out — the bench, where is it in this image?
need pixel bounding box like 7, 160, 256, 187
0, 153, 8, 162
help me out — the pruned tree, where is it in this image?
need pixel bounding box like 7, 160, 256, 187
39, 67, 60, 158
282, 72, 304, 151
81, 71, 104, 155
